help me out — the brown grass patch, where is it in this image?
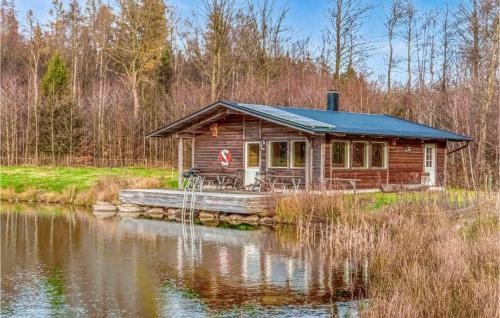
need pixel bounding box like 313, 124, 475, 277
87, 176, 162, 202
1, 175, 163, 206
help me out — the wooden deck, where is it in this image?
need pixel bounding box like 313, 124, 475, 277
119, 189, 277, 215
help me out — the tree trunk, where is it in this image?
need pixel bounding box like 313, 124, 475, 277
387, 33, 393, 92
131, 73, 140, 118
334, 0, 342, 79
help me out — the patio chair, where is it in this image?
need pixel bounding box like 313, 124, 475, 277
232, 169, 245, 190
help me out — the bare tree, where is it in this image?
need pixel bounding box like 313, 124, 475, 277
325, 0, 372, 79
109, 0, 168, 117
247, 0, 289, 102
401, 0, 417, 92
67, 0, 82, 103
385, 0, 404, 92
440, 4, 451, 92
24, 10, 43, 162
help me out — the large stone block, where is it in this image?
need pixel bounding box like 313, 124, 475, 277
145, 207, 166, 219
241, 214, 259, 224
199, 211, 216, 220
167, 208, 180, 215
227, 214, 243, 225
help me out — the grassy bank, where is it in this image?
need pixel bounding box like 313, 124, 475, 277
0, 166, 177, 206
275, 191, 499, 317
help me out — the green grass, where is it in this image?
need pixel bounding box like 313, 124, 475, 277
359, 189, 477, 211
0, 166, 177, 193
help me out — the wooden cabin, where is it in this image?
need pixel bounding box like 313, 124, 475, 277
147, 92, 471, 191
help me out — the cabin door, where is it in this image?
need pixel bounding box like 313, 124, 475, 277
244, 142, 261, 186
423, 143, 436, 186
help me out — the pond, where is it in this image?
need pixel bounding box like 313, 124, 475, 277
1, 204, 368, 317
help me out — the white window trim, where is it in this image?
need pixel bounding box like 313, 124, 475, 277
370, 142, 388, 169
351, 141, 369, 169
268, 141, 289, 169
331, 140, 350, 169
290, 140, 306, 169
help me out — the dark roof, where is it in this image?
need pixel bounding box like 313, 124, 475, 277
147, 100, 472, 141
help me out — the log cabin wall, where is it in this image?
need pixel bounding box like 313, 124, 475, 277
192, 112, 446, 189
324, 135, 446, 188
193, 114, 311, 178
387, 139, 424, 185
193, 114, 244, 174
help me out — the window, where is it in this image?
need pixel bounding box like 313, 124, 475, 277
269, 142, 288, 168
352, 142, 368, 168
332, 141, 349, 168
291, 141, 306, 168
425, 147, 433, 167
246, 143, 260, 168
371, 142, 387, 168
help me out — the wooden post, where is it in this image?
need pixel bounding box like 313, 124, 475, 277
178, 137, 184, 189
320, 136, 325, 190
191, 135, 195, 168
305, 137, 311, 190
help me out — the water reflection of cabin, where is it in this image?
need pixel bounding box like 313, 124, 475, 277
146, 91, 471, 190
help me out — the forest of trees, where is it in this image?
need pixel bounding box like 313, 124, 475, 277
0, 0, 498, 189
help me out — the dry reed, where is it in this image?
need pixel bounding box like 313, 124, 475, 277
275, 190, 499, 317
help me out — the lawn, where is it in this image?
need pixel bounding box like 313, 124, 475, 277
0, 166, 178, 193
0, 165, 478, 210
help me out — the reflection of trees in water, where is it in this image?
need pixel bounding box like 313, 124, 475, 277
2, 204, 369, 317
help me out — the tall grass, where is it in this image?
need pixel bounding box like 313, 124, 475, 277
275, 190, 499, 317
1, 176, 163, 206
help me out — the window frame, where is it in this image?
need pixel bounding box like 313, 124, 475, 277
245, 142, 261, 168
290, 140, 307, 169
331, 140, 350, 169
351, 141, 369, 169
268, 141, 290, 169
370, 142, 388, 169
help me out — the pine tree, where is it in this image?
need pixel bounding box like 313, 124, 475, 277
42, 53, 69, 97
156, 46, 173, 93
40, 53, 82, 162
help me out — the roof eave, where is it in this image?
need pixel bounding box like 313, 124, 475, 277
146, 100, 329, 138
325, 130, 473, 142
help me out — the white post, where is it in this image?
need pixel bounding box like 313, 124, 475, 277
178, 138, 184, 189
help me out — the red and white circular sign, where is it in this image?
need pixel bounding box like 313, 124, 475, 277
218, 149, 232, 168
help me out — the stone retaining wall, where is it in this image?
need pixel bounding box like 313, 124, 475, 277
92, 201, 277, 226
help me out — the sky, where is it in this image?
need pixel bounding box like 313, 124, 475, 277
14, 0, 462, 82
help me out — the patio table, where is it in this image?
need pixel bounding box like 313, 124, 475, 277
266, 175, 303, 192
197, 173, 238, 191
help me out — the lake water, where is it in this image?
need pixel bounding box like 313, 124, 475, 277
1, 204, 368, 317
